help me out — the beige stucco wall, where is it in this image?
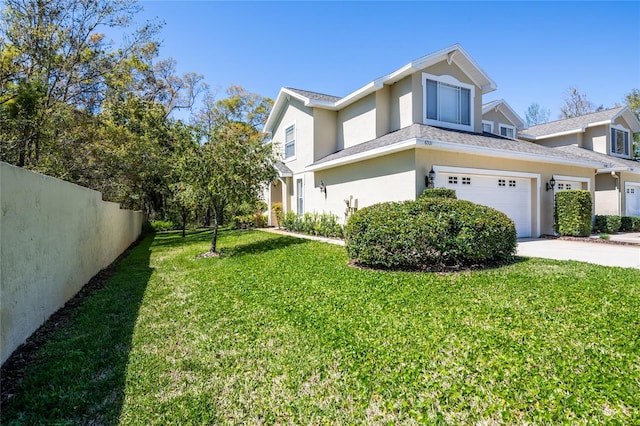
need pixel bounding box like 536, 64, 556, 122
535, 134, 579, 148
482, 109, 512, 135
390, 76, 413, 131
1, 162, 144, 364
585, 125, 607, 154
313, 108, 338, 162
595, 173, 620, 215
307, 151, 417, 224
272, 98, 314, 174
338, 93, 377, 150
376, 86, 391, 137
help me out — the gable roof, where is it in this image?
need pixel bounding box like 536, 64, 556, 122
519, 106, 640, 140
274, 160, 293, 177
265, 44, 498, 133
307, 124, 604, 172
482, 99, 526, 129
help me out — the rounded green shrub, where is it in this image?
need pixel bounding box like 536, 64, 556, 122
594, 215, 621, 234
420, 187, 457, 199
345, 198, 516, 271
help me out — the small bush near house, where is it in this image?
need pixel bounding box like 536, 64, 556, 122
281, 211, 344, 238
594, 215, 622, 234
345, 198, 516, 271
232, 214, 268, 229
621, 216, 640, 232
271, 202, 283, 228
555, 190, 592, 237
420, 187, 457, 199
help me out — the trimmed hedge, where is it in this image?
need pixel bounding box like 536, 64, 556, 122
345, 198, 516, 271
420, 188, 457, 199
594, 215, 622, 234
282, 212, 344, 239
621, 216, 640, 232
555, 190, 592, 237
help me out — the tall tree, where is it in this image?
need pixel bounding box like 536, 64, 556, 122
191, 87, 276, 255
624, 88, 640, 158
524, 102, 550, 126
559, 87, 595, 119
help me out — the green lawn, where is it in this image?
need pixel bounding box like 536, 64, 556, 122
2, 229, 639, 424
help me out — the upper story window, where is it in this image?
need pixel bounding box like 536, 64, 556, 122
482, 121, 494, 133
284, 124, 296, 160
610, 126, 630, 157
423, 73, 475, 132
499, 123, 516, 139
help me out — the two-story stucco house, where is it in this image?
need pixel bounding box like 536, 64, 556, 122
518, 107, 640, 217
264, 44, 632, 238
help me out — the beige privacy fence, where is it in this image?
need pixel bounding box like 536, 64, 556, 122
1, 162, 144, 364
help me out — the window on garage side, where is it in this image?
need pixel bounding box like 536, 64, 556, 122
423, 73, 474, 132
611, 126, 630, 157
284, 124, 296, 160
499, 123, 516, 139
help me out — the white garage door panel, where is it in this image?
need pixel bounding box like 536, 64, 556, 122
626, 184, 640, 217
440, 173, 531, 237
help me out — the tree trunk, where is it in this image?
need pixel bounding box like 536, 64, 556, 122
209, 213, 218, 253
216, 206, 224, 227
181, 208, 187, 238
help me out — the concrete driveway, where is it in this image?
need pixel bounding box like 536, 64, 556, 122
517, 238, 640, 269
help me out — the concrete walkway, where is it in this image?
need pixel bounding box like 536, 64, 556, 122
260, 228, 640, 269
516, 238, 640, 269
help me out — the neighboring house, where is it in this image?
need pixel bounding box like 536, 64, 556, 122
263, 44, 626, 238
519, 107, 640, 217
482, 99, 525, 139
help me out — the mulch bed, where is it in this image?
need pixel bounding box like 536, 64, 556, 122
541, 234, 639, 246
0, 235, 145, 409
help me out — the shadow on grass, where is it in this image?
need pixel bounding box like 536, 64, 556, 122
222, 233, 310, 257
150, 228, 213, 247
0, 234, 155, 424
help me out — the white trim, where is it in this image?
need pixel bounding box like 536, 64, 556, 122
295, 175, 305, 216
498, 123, 516, 139
552, 175, 591, 191
482, 120, 494, 133
433, 165, 541, 237
305, 137, 604, 172
610, 124, 631, 159
422, 72, 475, 132
283, 121, 297, 162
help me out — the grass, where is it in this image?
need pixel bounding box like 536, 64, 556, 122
2, 229, 639, 424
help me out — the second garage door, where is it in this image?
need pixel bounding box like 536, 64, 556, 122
439, 172, 532, 237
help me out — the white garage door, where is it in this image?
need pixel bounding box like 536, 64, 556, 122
439, 173, 532, 237
626, 183, 640, 217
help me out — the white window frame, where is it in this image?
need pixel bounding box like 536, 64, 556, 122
610, 124, 631, 158
422, 73, 475, 132
284, 122, 296, 161
296, 177, 304, 216
482, 120, 494, 134
498, 123, 516, 139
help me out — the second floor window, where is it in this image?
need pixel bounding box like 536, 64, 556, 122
499, 124, 516, 139
284, 125, 295, 159
611, 127, 630, 157
423, 73, 474, 132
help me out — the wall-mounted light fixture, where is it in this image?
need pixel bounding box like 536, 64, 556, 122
319, 180, 327, 197
546, 176, 556, 192
425, 168, 436, 188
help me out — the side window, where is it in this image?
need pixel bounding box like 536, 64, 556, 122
285, 125, 295, 159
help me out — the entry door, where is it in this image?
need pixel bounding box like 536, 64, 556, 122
626, 184, 640, 217
440, 173, 532, 237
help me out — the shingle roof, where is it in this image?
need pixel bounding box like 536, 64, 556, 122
285, 87, 342, 103
551, 145, 640, 171
310, 124, 598, 167
274, 161, 293, 176
520, 107, 625, 138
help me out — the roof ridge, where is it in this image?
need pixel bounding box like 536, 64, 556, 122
527, 105, 625, 129
285, 87, 341, 100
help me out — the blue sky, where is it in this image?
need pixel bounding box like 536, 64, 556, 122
134, 1, 640, 122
